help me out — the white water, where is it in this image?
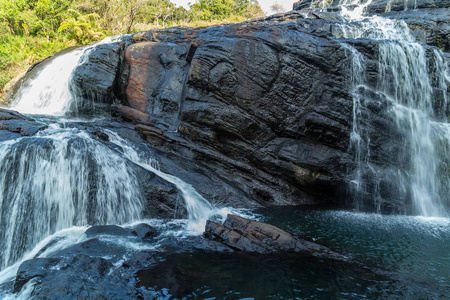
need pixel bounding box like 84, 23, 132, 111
0, 39, 247, 297
0, 124, 144, 269
9, 49, 84, 115
104, 130, 241, 234
318, 0, 450, 216
0, 120, 231, 274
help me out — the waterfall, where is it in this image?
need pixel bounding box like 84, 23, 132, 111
0, 40, 228, 274
0, 4, 449, 293
327, 0, 450, 216
0, 124, 144, 269
104, 130, 230, 234
9, 49, 84, 115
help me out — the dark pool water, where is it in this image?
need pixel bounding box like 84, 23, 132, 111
138, 208, 450, 299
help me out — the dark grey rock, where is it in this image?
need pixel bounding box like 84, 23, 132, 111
205, 214, 349, 261
85, 225, 132, 237
69, 42, 126, 115
130, 223, 158, 239
0, 108, 46, 139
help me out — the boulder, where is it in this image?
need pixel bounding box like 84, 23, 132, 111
205, 214, 349, 261
85, 225, 132, 237
115, 16, 356, 210
130, 223, 158, 239
69, 36, 134, 115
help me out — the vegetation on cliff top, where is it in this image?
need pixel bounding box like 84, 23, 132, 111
0, 0, 264, 102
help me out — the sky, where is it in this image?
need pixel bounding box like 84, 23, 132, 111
170, 0, 297, 16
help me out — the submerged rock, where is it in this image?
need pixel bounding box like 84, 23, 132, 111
8, 214, 405, 299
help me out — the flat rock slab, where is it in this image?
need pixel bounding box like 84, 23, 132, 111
205, 214, 349, 261
0, 108, 46, 139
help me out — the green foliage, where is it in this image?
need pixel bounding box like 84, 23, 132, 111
190, 0, 264, 21
0, 0, 265, 99
0, 34, 75, 101
58, 10, 104, 43
0, 0, 75, 37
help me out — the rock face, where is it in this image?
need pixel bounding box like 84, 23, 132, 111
7, 0, 448, 213
72, 13, 356, 209
205, 214, 349, 260
69, 37, 133, 115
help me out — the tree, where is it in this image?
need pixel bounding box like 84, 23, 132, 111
189, 0, 264, 21
0, 0, 75, 37
270, 2, 286, 14
58, 10, 104, 43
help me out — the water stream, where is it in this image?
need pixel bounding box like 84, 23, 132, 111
9, 50, 84, 115
317, 0, 450, 217
0, 40, 241, 297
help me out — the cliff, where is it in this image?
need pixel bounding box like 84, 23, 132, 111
6, 0, 450, 214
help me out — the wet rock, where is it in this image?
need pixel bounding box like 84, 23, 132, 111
160, 235, 235, 252
13, 258, 62, 293
124, 41, 190, 131
111, 103, 151, 124
113, 16, 355, 210
85, 225, 132, 237
12, 254, 136, 299
383, 9, 450, 51
69, 36, 133, 115
205, 214, 349, 260
122, 251, 158, 269
294, 0, 313, 10
0, 108, 46, 140
130, 223, 158, 239
92, 129, 109, 141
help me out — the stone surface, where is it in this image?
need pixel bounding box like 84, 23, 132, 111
6, 0, 449, 213
85, 225, 132, 237
116, 15, 356, 210
130, 223, 158, 239
0, 108, 46, 139
383, 9, 450, 51
205, 214, 349, 260
69, 36, 133, 115
111, 103, 151, 124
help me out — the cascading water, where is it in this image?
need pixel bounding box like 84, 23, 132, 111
314, 0, 450, 217
0, 38, 237, 293
0, 124, 144, 269
9, 49, 84, 115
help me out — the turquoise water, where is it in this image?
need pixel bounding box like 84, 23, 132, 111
138, 208, 450, 299
260, 207, 450, 299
